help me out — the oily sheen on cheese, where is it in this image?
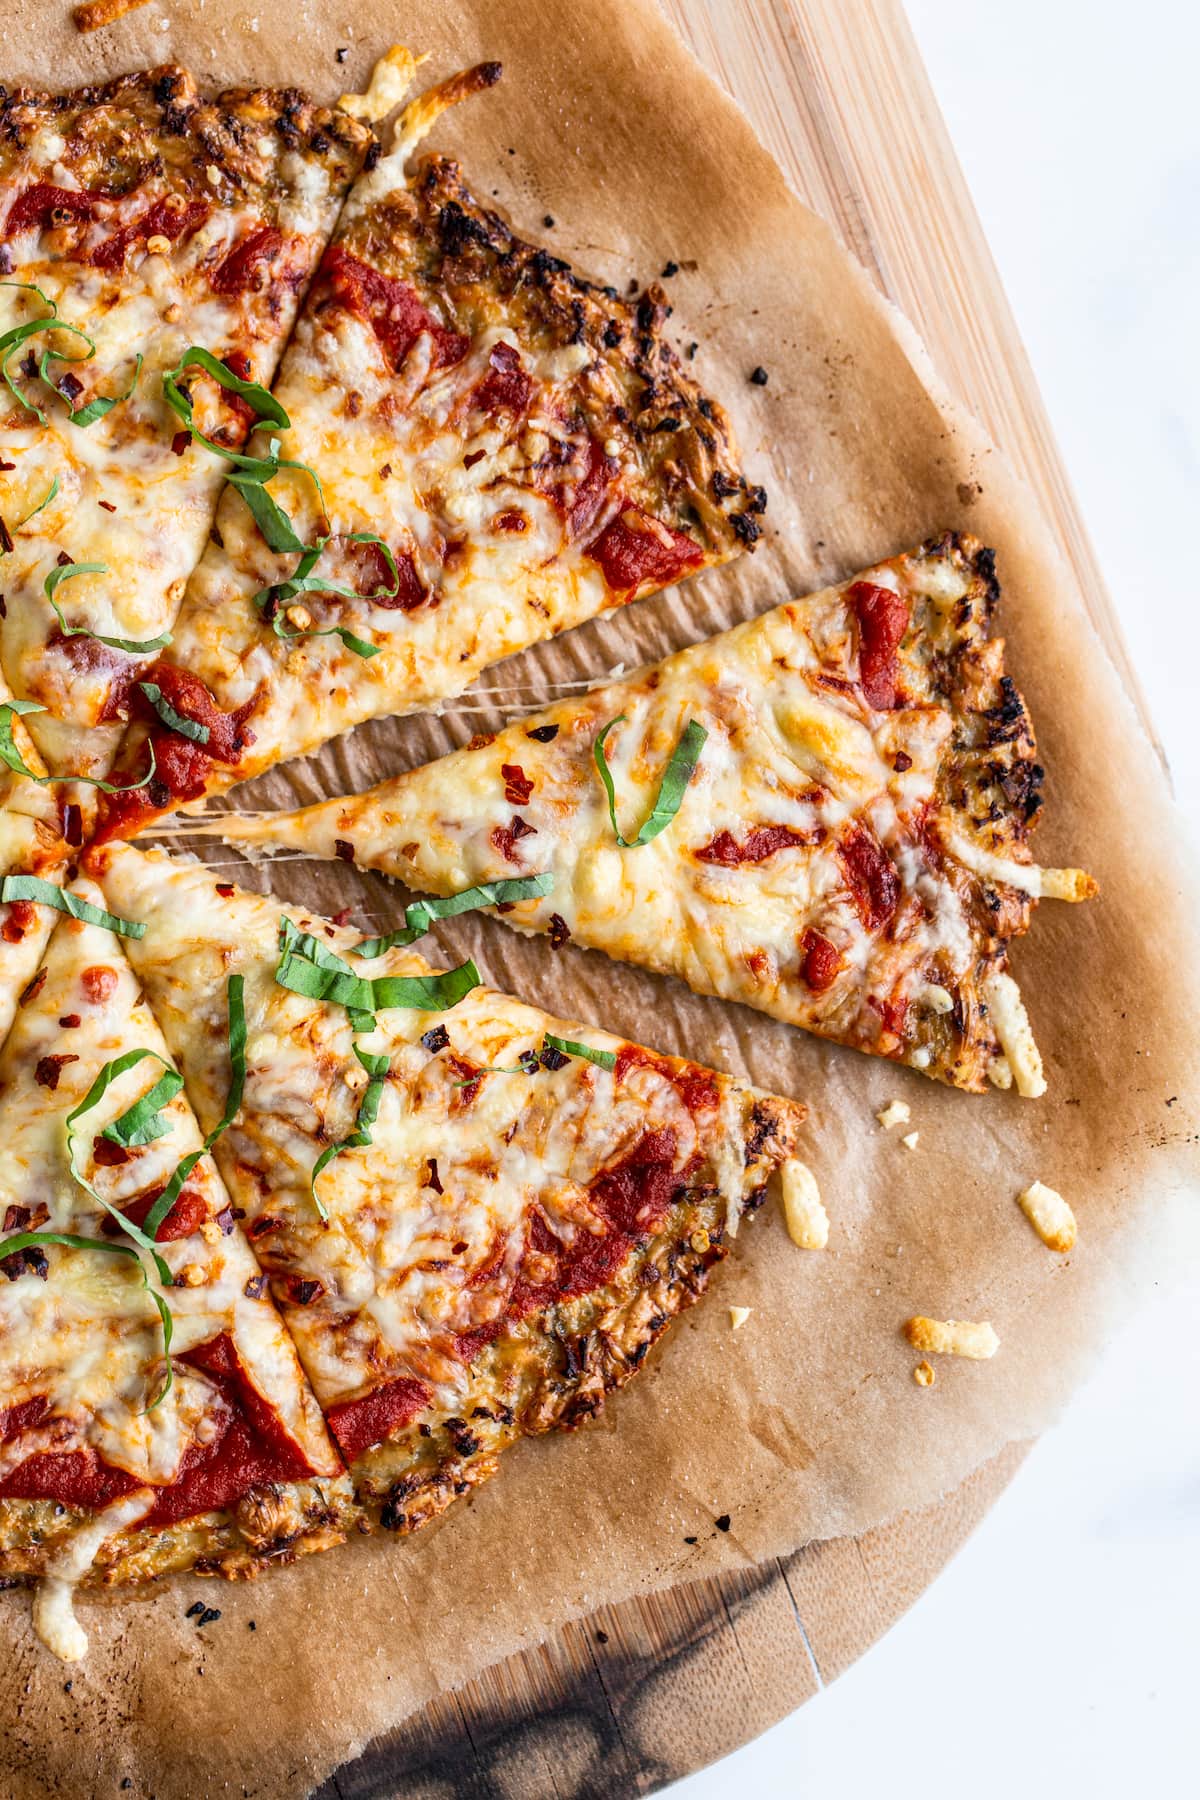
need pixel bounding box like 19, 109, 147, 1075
0, 66, 371, 777
96, 60, 763, 834
89, 843, 803, 1532
213, 535, 1096, 1093
0, 880, 351, 1603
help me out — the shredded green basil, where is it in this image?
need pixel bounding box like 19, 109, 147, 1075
41, 349, 142, 428
541, 1033, 617, 1071
0, 874, 145, 937
15, 476, 60, 528
593, 715, 708, 848
351, 874, 555, 957
0, 283, 139, 427
162, 347, 290, 461
44, 560, 173, 654
250, 530, 402, 660
138, 682, 210, 745
0, 698, 159, 792
140, 974, 246, 1241
309, 1042, 390, 1220
276, 916, 480, 1017
101, 1061, 185, 1148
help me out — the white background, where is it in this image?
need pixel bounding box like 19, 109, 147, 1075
669, 2, 1200, 1794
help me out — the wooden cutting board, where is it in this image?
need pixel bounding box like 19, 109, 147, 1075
318, 2, 1131, 1793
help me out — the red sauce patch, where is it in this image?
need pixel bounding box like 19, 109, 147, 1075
326, 1377, 431, 1461
614, 1042, 721, 1116
210, 225, 284, 294
566, 438, 615, 541
587, 508, 703, 596
3, 182, 100, 237
490, 816, 537, 863
94, 664, 257, 842
696, 824, 820, 865
838, 825, 900, 931
322, 244, 468, 373
472, 340, 532, 415
800, 927, 844, 993
0, 1395, 48, 1443
100, 1182, 208, 1245
848, 581, 911, 711
89, 197, 209, 271
305, 536, 424, 612
0, 1334, 316, 1521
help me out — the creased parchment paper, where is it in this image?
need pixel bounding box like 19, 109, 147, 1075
1, 2, 1197, 1794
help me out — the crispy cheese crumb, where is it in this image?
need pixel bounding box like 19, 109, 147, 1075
781, 1158, 828, 1249
901, 1130, 920, 1151
1038, 867, 1098, 902
339, 45, 427, 121
285, 604, 314, 631
689, 1228, 711, 1255
145, 235, 171, 256
876, 1099, 911, 1131
1017, 1180, 1077, 1253
904, 1316, 1000, 1360
913, 1360, 936, 1387
729, 1306, 752, 1331
206, 165, 223, 189
73, 0, 151, 31
983, 970, 1046, 1099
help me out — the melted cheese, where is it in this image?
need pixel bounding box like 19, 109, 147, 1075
32, 1488, 155, 1661
92, 844, 799, 1422
213, 544, 1081, 1092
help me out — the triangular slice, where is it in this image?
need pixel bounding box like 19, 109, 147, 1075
0, 65, 372, 776
0, 877, 350, 1657
209, 534, 1096, 1095
94, 53, 764, 837
88, 842, 804, 1533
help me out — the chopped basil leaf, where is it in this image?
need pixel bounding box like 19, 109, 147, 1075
227, 468, 308, 555
15, 476, 60, 528
541, 1033, 617, 1071
141, 974, 246, 1240
162, 347, 290, 462
101, 1061, 185, 1149
0, 874, 145, 937
44, 560, 173, 654
251, 530, 402, 660
138, 682, 210, 745
593, 715, 708, 848
0, 281, 94, 424
351, 873, 555, 957
276, 919, 480, 1017
0, 698, 159, 792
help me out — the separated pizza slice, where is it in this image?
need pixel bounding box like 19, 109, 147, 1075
208, 534, 1096, 1096
0, 875, 352, 1659
0, 64, 373, 777
87, 841, 804, 1535
94, 51, 764, 838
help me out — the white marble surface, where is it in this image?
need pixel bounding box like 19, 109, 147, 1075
668, 2, 1199, 1793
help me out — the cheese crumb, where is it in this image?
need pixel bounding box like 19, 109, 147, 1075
206, 165, 222, 188
339, 44, 426, 121
781, 1158, 828, 1250
917, 983, 953, 1014
876, 1099, 911, 1131
901, 1130, 920, 1151
285, 604, 313, 631
904, 1316, 1000, 1360
1017, 1179, 1077, 1253
913, 1360, 936, 1387
145, 234, 171, 256
689, 1228, 710, 1255
729, 1306, 751, 1331
983, 970, 1045, 1098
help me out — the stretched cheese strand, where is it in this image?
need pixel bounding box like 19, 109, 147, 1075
32, 1489, 155, 1661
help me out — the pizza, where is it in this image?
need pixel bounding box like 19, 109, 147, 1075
207, 534, 1096, 1095
0, 874, 352, 1659
0, 65, 372, 779
90, 55, 764, 839
85, 842, 804, 1534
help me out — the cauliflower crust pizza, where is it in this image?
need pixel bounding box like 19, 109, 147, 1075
92, 57, 764, 837
211, 534, 1096, 1095
86, 844, 803, 1536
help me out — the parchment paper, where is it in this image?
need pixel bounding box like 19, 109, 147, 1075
1, 3, 1197, 1795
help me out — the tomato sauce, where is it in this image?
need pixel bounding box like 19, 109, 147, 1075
322, 244, 469, 372
848, 580, 910, 711
696, 824, 821, 864
325, 1377, 432, 1462
587, 508, 703, 596
838, 824, 900, 930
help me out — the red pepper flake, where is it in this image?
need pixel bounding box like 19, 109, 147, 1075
215, 883, 235, 898
526, 723, 559, 744
491, 816, 536, 862
243, 1272, 267, 1299
547, 913, 571, 948
35, 1053, 79, 1090
98, 500, 117, 513
170, 429, 191, 456
893, 751, 913, 772
58, 1012, 81, 1028
61, 802, 83, 847
333, 839, 355, 863
91, 1137, 130, 1167
18, 968, 47, 1008
421, 1025, 450, 1054
284, 1275, 324, 1307
501, 763, 534, 805
426, 1158, 443, 1193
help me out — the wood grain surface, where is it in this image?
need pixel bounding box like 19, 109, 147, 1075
318, 1, 1118, 1793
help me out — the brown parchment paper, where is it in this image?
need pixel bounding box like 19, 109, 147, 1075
1, 3, 1197, 1795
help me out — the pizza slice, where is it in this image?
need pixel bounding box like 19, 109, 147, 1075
87, 841, 804, 1534
94, 52, 764, 838
207, 534, 1096, 1096
0, 65, 373, 778
0, 875, 351, 1659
